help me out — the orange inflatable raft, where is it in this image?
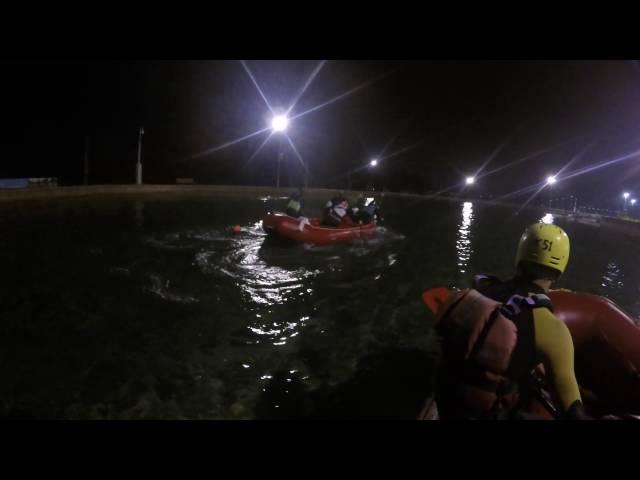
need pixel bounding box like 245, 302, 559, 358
420, 287, 640, 419
262, 212, 376, 246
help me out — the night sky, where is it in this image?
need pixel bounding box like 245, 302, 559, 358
3, 60, 640, 208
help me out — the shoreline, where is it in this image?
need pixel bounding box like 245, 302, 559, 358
1, 184, 639, 232
0, 183, 548, 207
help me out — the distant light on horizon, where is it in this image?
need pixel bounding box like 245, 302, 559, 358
271, 115, 289, 133
370, 159, 378, 167
541, 213, 555, 224
546, 175, 557, 185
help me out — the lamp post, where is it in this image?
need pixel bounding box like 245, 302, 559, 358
546, 175, 557, 208
136, 127, 144, 185
83, 135, 90, 185
623, 192, 630, 212
271, 115, 288, 188
369, 159, 378, 191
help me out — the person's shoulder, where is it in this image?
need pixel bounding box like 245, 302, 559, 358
473, 273, 504, 292
531, 305, 568, 331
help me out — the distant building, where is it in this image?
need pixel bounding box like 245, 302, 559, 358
176, 178, 196, 185
0, 178, 58, 189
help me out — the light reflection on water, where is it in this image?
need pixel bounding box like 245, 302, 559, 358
144, 223, 324, 347
198, 229, 320, 346
456, 202, 474, 275
229, 239, 320, 307
601, 261, 624, 291
3, 195, 640, 419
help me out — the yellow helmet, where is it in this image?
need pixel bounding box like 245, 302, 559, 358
515, 223, 570, 275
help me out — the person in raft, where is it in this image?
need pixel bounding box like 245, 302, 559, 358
323, 194, 354, 227
433, 223, 591, 420
353, 196, 381, 225
286, 188, 303, 218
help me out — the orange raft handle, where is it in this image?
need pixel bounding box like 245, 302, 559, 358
421, 287, 452, 315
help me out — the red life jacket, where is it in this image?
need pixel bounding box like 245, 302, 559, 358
435, 287, 552, 419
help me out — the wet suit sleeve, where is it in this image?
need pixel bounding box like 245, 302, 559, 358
532, 307, 582, 412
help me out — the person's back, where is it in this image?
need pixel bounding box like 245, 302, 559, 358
348, 195, 376, 224
434, 223, 590, 420
323, 196, 350, 227
321, 199, 335, 226
286, 189, 303, 218
358, 199, 379, 224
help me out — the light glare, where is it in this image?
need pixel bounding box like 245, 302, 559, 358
271, 115, 289, 132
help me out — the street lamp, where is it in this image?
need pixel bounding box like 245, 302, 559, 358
465, 176, 475, 186
623, 191, 630, 212
629, 198, 638, 218
271, 115, 289, 133
545, 175, 557, 208
83, 135, 90, 185
368, 159, 379, 191
136, 127, 144, 185
271, 115, 289, 188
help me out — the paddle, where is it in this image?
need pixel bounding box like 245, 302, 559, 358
520, 371, 560, 419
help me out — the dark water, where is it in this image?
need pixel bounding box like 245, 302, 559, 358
1, 193, 639, 419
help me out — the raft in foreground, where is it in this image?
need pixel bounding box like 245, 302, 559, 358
420, 287, 640, 419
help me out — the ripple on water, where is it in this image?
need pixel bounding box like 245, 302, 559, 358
195, 234, 320, 307
145, 274, 199, 304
